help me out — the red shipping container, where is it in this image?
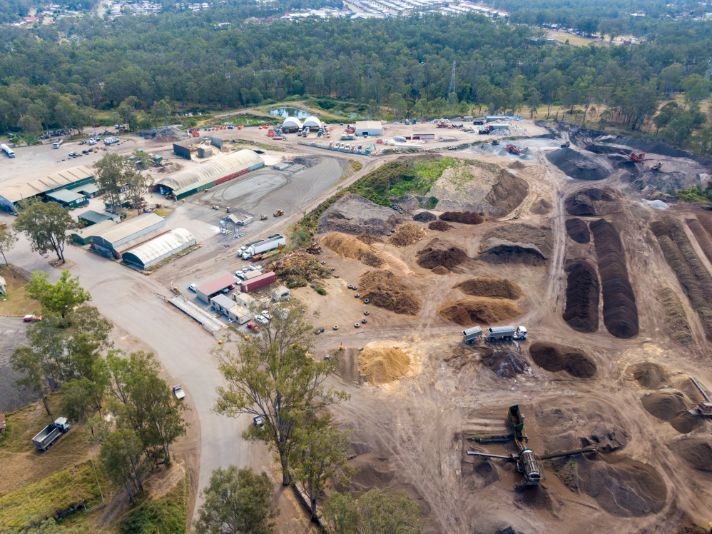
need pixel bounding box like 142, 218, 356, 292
241, 272, 277, 293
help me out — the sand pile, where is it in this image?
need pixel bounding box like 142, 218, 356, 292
629, 362, 668, 389
428, 220, 452, 232
416, 239, 468, 269
530, 198, 552, 215
358, 344, 412, 384
565, 218, 590, 243
565, 188, 615, 216
439, 211, 484, 225
318, 193, 403, 236
359, 270, 421, 315
670, 438, 712, 472
389, 223, 426, 247
439, 297, 520, 326
641, 391, 701, 434
563, 259, 600, 333
481, 350, 529, 378
322, 232, 384, 267
479, 224, 552, 265
529, 342, 597, 378
546, 147, 610, 181
413, 211, 436, 222
455, 278, 522, 300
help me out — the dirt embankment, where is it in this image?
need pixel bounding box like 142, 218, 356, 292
479, 224, 552, 265
546, 147, 610, 181
565, 188, 615, 216
318, 193, 403, 236
590, 219, 638, 338
641, 391, 702, 434
651, 218, 712, 341
359, 270, 421, 315
565, 218, 590, 243
389, 223, 426, 247
455, 278, 522, 300
529, 342, 597, 378
416, 239, 468, 270
439, 211, 484, 225
322, 232, 384, 267
563, 259, 600, 333
439, 297, 520, 326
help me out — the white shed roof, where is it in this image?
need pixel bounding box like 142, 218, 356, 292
282, 117, 303, 128
303, 116, 322, 128
89, 213, 165, 246
354, 121, 383, 131
0, 166, 94, 203
122, 228, 196, 266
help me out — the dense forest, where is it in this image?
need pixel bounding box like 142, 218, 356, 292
0, 11, 710, 153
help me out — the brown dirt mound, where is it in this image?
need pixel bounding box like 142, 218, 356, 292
359, 270, 421, 315
565, 218, 590, 243
412, 211, 436, 222
686, 218, 712, 263
590, 219, 638, 338
483, 171, 529, 215
455, 278, 522, 300
268, 251, 331, 289
318, 193, 403, 236
577, 457, 667, 517
529, 342, 597, 378
358, 345, 412, 384
508, 160, 526, 169
547, 148, 610, 181
389, 223, 426, 247
530, 198, 552, 215
565, 188, 615, 216
438, 297, 520, 326
439, 211, 484, 225
656, 288, 692, 345
641, 391, 702, 433
629, 362, 668, 389
416, 238, 468, 269
670, 438, 712, 472
322, 232, 384, 267
428, 220, 453, 232
563, 259, 600, 333
479, 224, 552, 265
432, 265, 449, 275
481, 350, 529, 378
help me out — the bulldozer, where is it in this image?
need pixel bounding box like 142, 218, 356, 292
467, 405, 598, 487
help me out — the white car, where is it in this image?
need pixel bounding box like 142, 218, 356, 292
171, 385, 186, 400
188, 283, 197, 293
254, 314, 269, 325
253, 415, 265, 427
260, 310, 271, 321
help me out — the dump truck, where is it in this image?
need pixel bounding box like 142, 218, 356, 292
486, 325, 527, 342
463, 326, 483, 345
240, 234, 286, 260
32, 417, 71, 451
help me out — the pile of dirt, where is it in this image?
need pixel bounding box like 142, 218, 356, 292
267, 251, 331, 289
641, 391, 702, 433
428, 220, 452, 232
432, 265, 449, 275
686, 218, 712, 263
565, 188, 615, 216
577, 457, 667, 517
563, 259, 600, 333
479, 224, 552, 265
439, 297, 520, 326
508, 160, 526, 169
481, 350, 529, 378
651, 218, 712, 341
321, 232, 384, 267
656, 288, 692, 345
359, 270, 421, 315
529, 342, 597, 378
416, 239, 468, 269
389, 223, 426, 247
455, 278, 522, 299
318, 193, 403, 236
358, 344, 412, 384
629, 362, 668, 389
439, 211, 484, 225
530, 198, 552, 215
413, 211, 436, 222
590, 219, 638, 338
565, 218, 590, 243
482, 170, 529, 216
546, 147, 610, 181
669, 438, 712, 472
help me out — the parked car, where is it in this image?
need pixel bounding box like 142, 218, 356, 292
253, 415, 265, 427
23, 314, 42, 322
188, 283, 197, 293
172, 385, 186, 400
254, 314, 269, 326
260, 310, 271, 321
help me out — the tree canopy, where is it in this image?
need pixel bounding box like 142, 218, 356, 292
14, 200, 75, 263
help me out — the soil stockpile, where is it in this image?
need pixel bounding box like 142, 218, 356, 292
577, 457, 667, 517
268, 251, 331, 289
428, 221, 452, 232
413, 211, 436, 222
565, 218, 590, 243
318, 193, 403, 236
529, 342, 597, 378
629, 362, 668, 389
563, 259, 600, 333
530, 198, 552, 215
439, 297, 520, 326
651, 218, 712, 341
416, 239, 468, 270
439, 211, 484, 225
670, 438, 712, 472
546, 147, 610, 181
358, 344, 412, 384
359, 270, 421, 315
455, 278, 522, 300
481, 350, 529, 378
565, 188, 615, 216
590, 219, 638, 338
479, 224, 552, 265
685, 218, 712, 263
389, 223, 426, 247
483, 170, 528, 215
641, 391, 702, 433
656, 288, 692, 345
322, 232, 384, 267
432, 265, 449, 275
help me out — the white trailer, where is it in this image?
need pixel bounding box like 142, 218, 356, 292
1, 144, 15, 158
463, 326, 483, 344
486, 325, 528, 342
241, 234, 286, 259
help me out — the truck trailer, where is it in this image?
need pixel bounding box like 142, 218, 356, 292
32, 417, 71, 451
1, 143, 15, 158
486, 325, 528, 342
240, 234, 286, 260
463, 326, 483, 344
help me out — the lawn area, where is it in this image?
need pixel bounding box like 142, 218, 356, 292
119, 476, 188, 534
0, 265, 39, 316
545, 29, 604, 47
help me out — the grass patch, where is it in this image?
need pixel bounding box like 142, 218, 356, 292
0, 265, 40, 316
119, 476, 187, 534
677, 186, 712, 204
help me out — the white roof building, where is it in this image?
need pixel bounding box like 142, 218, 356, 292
121, 228, 196, 270
302, 116, 323, 130
281, 117, 303, 130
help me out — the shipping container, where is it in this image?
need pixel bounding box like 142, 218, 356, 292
240, 271, 277, 293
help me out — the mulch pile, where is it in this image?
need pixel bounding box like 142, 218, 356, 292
428, 220, 453, 232
641, 391, 702, 434
439, 211, 484, 225
565, 218, 590, 243
389, 223, 426, 247
565, 188, 614, 216
529, 342, 597, 378
546, 147, 610, 181
439, 297, 520, 326
481, 350, 529, 378
416, 239, 468, 269
359, 270, 421, 315
456, 278, 522, 299
413, 211, 436, 222
563, 259, 600, 333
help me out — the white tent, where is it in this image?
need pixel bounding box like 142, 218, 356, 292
302, 116, 322, 130
281, 117, 303, 131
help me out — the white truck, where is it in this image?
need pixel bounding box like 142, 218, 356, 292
1, 143, 15, 158
32, 417, 71, 451
239, 234, 286, 260
485, 325, 528, 342
52, 139, 63, 149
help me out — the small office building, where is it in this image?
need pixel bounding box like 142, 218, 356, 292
196, 272, 236, 304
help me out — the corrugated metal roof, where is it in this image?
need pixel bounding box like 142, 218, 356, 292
210, 294, 235, 308
197, 273, 236, 296
45, 189, 85, 203
155, 150, 263, 195
78, 210, 113, 225
88, 213, 165, 246
0, 166, 94, 203
354, 120, 383, 131
122, 228, 196, 267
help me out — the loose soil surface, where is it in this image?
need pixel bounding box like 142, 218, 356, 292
547, 148, 610, 181
629, 362, 669, 389
389, 223, 426, 247
669, 438, 712, 472
479, 224, 552, 265
359, 270, 421, 315
455, 278, 522, 300
428, 220, 453, 232
438, 297, 521, 326
318, 193, 402, 236
322, 232, 384, 267
416, 238, 468, 270
529, 342, 597, 378
565, 188, 615, 216
565, 218, 590, 243
563, 259, 600, 333
358, 342, 414, 384
439, 211, 484, 225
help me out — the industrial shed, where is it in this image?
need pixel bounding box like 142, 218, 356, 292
354, 121, 383, 137
78, 210, 114, 227
0, 166, 95, 213
45, 189, 88, 209
281, 117, 303, 132
155, 150, 264, 200
122, 228, 196, 270
302, 116, 323, 131
88, 213, 165, 258
196, 272, 236, 304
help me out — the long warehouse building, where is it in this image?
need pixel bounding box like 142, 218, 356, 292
122, 228, 196, 270
154, 149, 264, 200
0, 166, 95, 213
87, 213, 166, 258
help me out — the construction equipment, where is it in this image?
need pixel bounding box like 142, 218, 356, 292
273, 209, 284, 217
259, 214, 268, 221
689, 377, 712, 417
629, 152, 646, 162
467, 405, 598, 487
505, 144, 528, 156
651, 161, 662, 172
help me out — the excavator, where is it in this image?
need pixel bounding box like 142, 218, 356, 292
505, 144, 529, 156
467, 405, 598, 487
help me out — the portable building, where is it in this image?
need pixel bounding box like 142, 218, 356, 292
196, 272, 236, 303
87, 213, 165, 258
173, 143, 192, 160
44, 189, 89, 209
240, 272, 276, 293
232, 292, 255, 309
281, 117, 303, 132
354, 121, 383, 137
272, 285, 290, 301
121, 228, 196, 270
